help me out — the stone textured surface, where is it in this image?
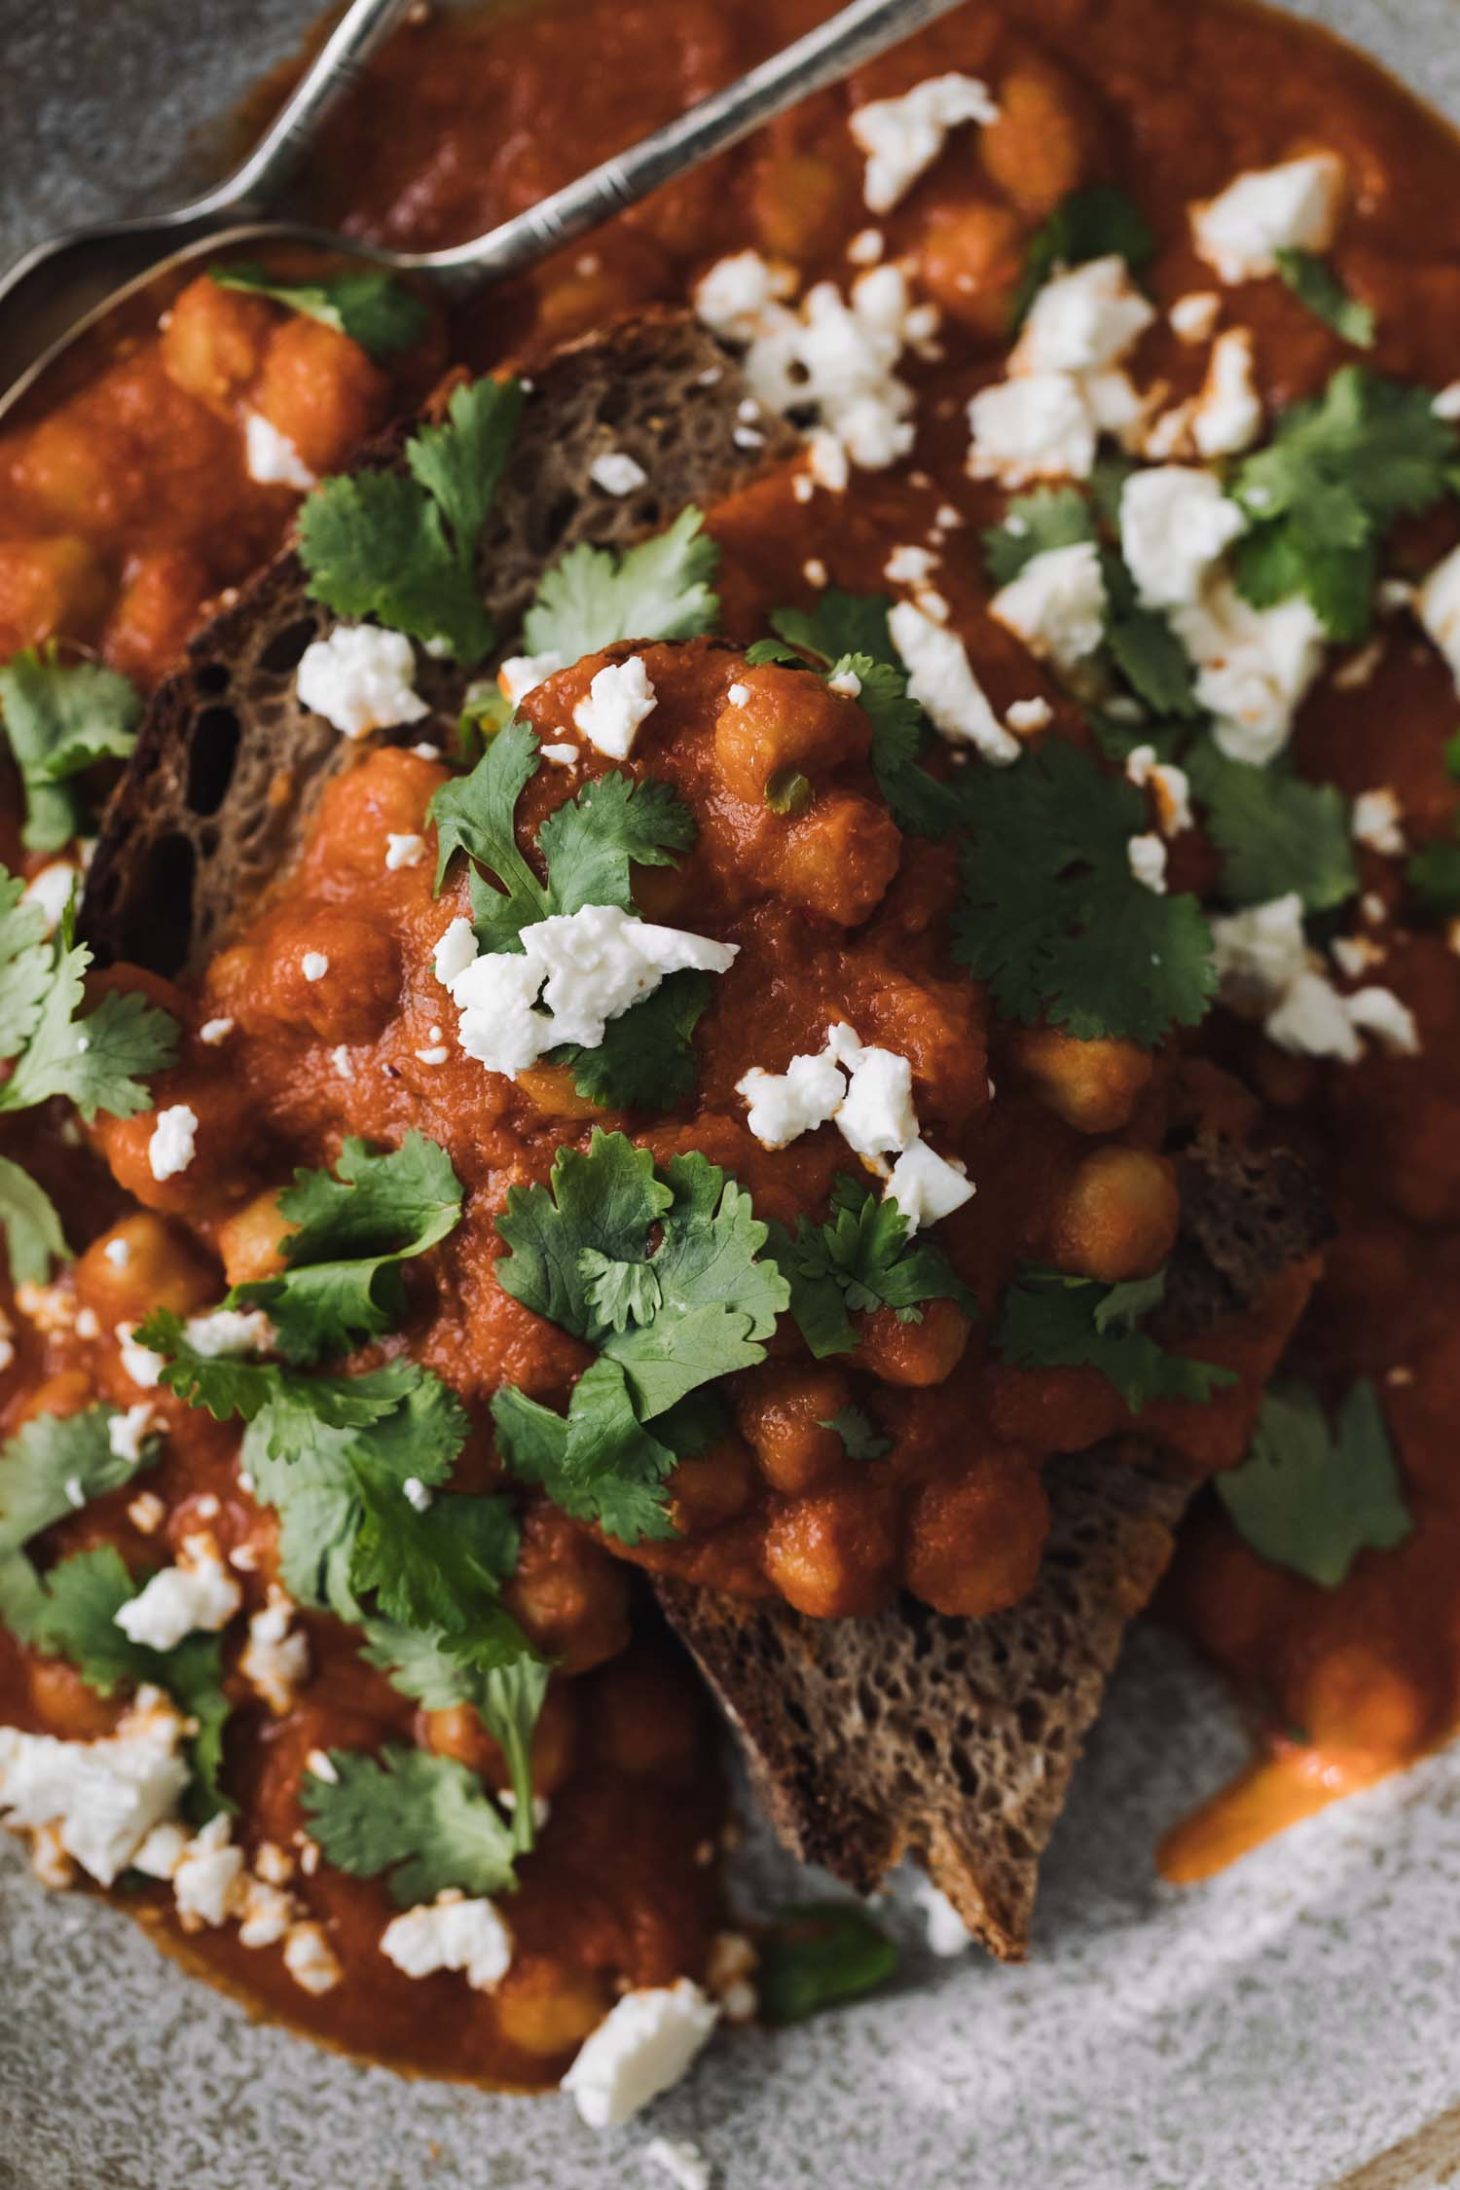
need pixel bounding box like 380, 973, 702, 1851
3, 1, 1460, 2184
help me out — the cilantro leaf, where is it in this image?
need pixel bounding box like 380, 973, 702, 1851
520, 507, 719, 659
495, 1129, 669, 1338
768, 1177, 975, 1360
0, 1404, 156, 1572
491, 1357, 682, 1545
534, 769, 695, 916
1100, 553, 1201, 719
953, 738, 1216, 1046
302, 1743, 518, 1903
982, 488, 1096, 587
430, 716, 544, 924
0, 1155, 67, 1285
1185, 739, 1358, 912
211, 261, 429, 361
0, 648, 141, 853
235, 1133, 463, 1364
996, 1263, 1236, 1412
1216, 1378, 1412, 1586
1405, 837, 1460, 919
1275, 249, 1377, 351
758, 1903, 898, 2025
0, 887, 178, 1124
361, 1622, 549, 1853
1013, 184, 1155, 327
1233, 367, 1455, 641
551, 968, 713, 1112
818, 1406, 892, 1461
298, 374, 524, 662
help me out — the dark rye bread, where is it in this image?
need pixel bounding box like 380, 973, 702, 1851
656, 1137, 1329, 1961
80, 311, 796, 978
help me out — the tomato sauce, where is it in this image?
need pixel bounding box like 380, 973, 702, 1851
3, 0, 1460, 2084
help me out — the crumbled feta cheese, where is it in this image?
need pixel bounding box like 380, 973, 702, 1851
562, 1980, 720, 2128
990, 540, 1108, 675
332, 1046, 355, 1081
131, 1819, 189, 1881
645, 2139, 713, 2190
1192, 152, 1346, 283
173, 1814, 247, 1932
1192, 328, 1263, 457
499, 651, 567, 706
827, 666, 863, 699
889, 600, 1020, 763
433, 917, 478, 987
803, 557, 829, 589
116, 1321, 163, 1389
1125, 746, 1193, 835
441, 903, 736, 1080
107, 1403, 156, 1466
238, 1876, 296, 1949
198, 1016, 234, 1046
885, 1140, 974, 1236
1346, 986, 1420, 1054
829, 1039, 918, 1163
909, 1873, 973, 1955
1433, 382, 1460, 423
381, 1891, 513, 1991
127, 1489, 166, 1536
885, 543, 939, 588
1211, 893, 1415, 1060
1005, 696, 1054, 734
738, 1047, 847, 1149
103, 1236, 132, 1270
849, 72, 998, 213
385, 832, 427, 871
283, 1920, 343, 1996
1417, 545, 1460, 688
255, 1839, 295, 1886
1266, 970, 1366, 1061
573, 656, 658, 760
847, 227, 885, 266
1210, 893, 1310, 1003
589, 450, 650, 496
414, 1045, 450, 1066
184, 1307, 273, 1357
966, 372, 1098, 486
693, 249, 794, 340
243, 410, 316, 492
540, 742, 580, 767
1127, 832, 1169, 894
300, 951, 329, 983
1011, 256, 1157, 378
1170, 291, 1222, 344
147, 1104, 198, 1184
240, 1587, 310, 1715
296, 624, 429, 740
0, 1692, 189, 1886
402, 1475, 433, 1512
1171, 578, 1326, 765
1351, 787, 1406, 858
1120, 467, 1247, 610
20, 861, 78, 935
116, 1533, 242, 1653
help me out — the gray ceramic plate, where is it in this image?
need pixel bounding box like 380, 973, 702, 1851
3, 3, 1460, 2185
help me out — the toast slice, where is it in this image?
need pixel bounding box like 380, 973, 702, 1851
79, 310, 1327, 1963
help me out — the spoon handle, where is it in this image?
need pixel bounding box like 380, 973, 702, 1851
412, 0, 972, 289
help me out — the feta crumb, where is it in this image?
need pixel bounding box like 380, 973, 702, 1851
1192, 153, 1345, 283
1005, 696, 1054, 734
116, 1533, 242, 1653
706, 1930, 758, 2022
884, 543, 940, 587
574, 656, 658, 760
296, 624, 429, 740
909, 1872, 974, 1956
589, 450, 650, 496
847, 227, 885, 265
990, 540, 1108, 675
885, 1139, 974, 1236
385, 832, 426, 871
301, 951, 329, 983
1212, 893, 1417, 1060
104, 1236, 132, 1269
116, 1321, 164, 1389
1125, 746, 1193, 835
255, 1839, 295, 1887
889, 600, 1020, 763
331, 1045, 355, 1081
0, 1694, 189, 1885
127, 1489, 166, 1535
173, 1814, 247, 1932
1120, 466, 1247, 610
1351, 787, 1406, 858
1012, 256, 1157, 378
807, 428, 851, 493
835, 1040, 919, 1162
693, 249, 795, 341
243, 410, 316, 492
198, 1016, 234, 1046
966, 372, 1098, 486
240, 1587, 310, 1715
540, 742, 580, 767
562, 1980, 719, 2128
849, 72, 998, 213
184, 1307, 273, 1357
283, 1920, 343, 1996
499, 651, 567, 706
737, 1047, 847, 1150
108, 1403, 156, 1466
726, 683, 750, 708
1345, 986, 1420, 1055
414, 1045, 450, 1065
1192, 328, 1263, 458
1210, 893, 1310, 1003
402, 1475, 433, 1512
827, 666, 862, 699
1170, 291, 1222, 344
238, 1877, 296, 1949
1171, 579, 1326, 765
803, 557, 829, 588
1417, 545, 1460, 689
1433, 382, 1460, 422
381, 1891, 513, 1991
1128, 832, 1169, 894
20, 861, 78, 935
147, 1104, 198, 1184
131, 1819, 189, 1880
645, 2138, 714, 2190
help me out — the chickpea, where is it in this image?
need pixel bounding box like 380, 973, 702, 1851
161, 276, 274, 408
495, 1956, 609, 2058
423, 1680, 578, 1797
1013, 1027, 1155, 1134
713, 665, 868, 808
1047, 1145, 1181, 1284
257, 914, 400, 1045
854, 1297, 971, 1388
516, 1064, 614, 1123
75, 1213, 217, 1324
217, 1190, 289, 1289
736, 1363, 854, 1495
666, 1442, 756, 1533
762, 1479, 899, 1618
915, 199, 1027, 336
14, 1370, 92, 1426
13, 415, 132, 532
0, 535, 111, 653
753, 149, 859, 263
252, 316, 390, 479
771, 793, 902, 928
104, 549, 211, 685
503, 1506, 631, 1677
980, 63, 1093, 219
903, 1453, 1049, 1618
27, 1654, 117, 1739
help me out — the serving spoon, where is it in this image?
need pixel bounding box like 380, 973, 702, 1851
0, 0, 971, 429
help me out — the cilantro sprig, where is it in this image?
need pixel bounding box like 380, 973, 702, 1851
0, 649, 141, 853
818, 1406, 893, 1461
1185, 739, 1358, 913
520, 506, 720, 659
490, 1132, 788, 1542
303, 1744, 519, 1903
758, 1903, 898, 2025
211, 262, 429, 361
1274, 250, 1376, 352
953, 738, 1216, 1047
768, 1176, 975, 1361
1012, 183, 1155, 328
1215, 1378, 1412, 1586
996, 1265, 1236, 1413
0, 1405, 158, 1637
298, 373, 524, 662
362, 1622, 549, 1854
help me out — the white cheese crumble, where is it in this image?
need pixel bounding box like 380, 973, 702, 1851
116, 1321, 164, 1389
644, 2138, 713, 2190
884, 1138, 974, 1232
198, 1016, 234, 1046
240, 1586, 310, 1715
381, 1890, 513, 1991
1119, 467, 1247, 611
561, 1980, 720, 2129
1192, 328, 1264, 458
966, 372, 1099, 486
1127, 832, 1169, 894
184, 1306, 274, 1357
1005, 695, 1054, 734
848, 72, 998, 214
243, 410, 317, 492
283, 1920, 343, 1995
1010, 256, 1157, 378
437, 905, 736, 1082
888, 600, 1020, 763
1191, 152, 1346, 283
147, 1104, 198, 1183
738, 1047, 846, 1149
385, 832, 427, 871
989, 540, 1108, 676
300, 951, 330, 983
1125, 745, 1193, 836
1211, 894, 1419, 1060
296, 625, 430, 740
847, 227, 885, 266
1170, 579, 1326, 766
573, 656, 658, 760
107, 1402, 156, 1465
173, 1814, 247, 1932
115, 1533, 242, 1653
589, 450, 650, 496
0, 1689, 189, 1886
884, 543, 940, 587
1434, 382, 1460, 422
1170, 291, 1222, 344
499, 650, 567, 706
128, 1489, 166, 1535
20, 861, 78, 935
1417, 544, 1460, 688
909, 1872, 973, 1956
1351, 787, 1406, 858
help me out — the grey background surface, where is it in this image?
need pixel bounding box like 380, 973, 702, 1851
2, 3, 1460, 2185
